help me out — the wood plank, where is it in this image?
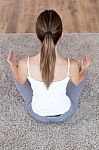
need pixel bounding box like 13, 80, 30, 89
0, 0, 98, 33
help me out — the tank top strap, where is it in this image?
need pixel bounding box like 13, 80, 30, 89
67, 58, 70, 77
27, 57, 31, 77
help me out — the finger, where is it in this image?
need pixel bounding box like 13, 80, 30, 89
8, 50, 12, 55
85, 56, 87, 60
83, 56, 86, 62
9, 50, 14, 56
8, 50, 12, 57
10, 49, 13, 53
84, 55, 89, 61
8, 52, 12, 58
11, 50, 16, 57
7, 57, 10, 63
86, 56, 90, 61
85, 53, 90, 60
7, 51, 13, 60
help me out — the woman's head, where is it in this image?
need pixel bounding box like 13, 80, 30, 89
36, 9, 63, 44
36, 10, 63, 89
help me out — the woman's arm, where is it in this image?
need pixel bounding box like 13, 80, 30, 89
70, 55, 90, 86
7, 50, 27, 85
78, 68, 88, 84
10, 63, 18, 81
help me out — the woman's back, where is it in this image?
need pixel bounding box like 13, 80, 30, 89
27, 52, 71, 116
28, 52, 69, 82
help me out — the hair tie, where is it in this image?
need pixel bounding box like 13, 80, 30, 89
46, 31, 52, 35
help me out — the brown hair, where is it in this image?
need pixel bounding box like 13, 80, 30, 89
36, 10, 63, 89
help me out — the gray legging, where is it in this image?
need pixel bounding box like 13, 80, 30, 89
14, 74, 88, 123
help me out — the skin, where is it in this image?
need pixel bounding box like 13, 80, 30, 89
7, 45, 90, 86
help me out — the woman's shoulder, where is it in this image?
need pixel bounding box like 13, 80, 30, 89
69, 58, 79, 72
18, 57, 28, 66
18, 56, 31, 69
70, 58, 79, 66
61, 57, 79, 67
18, 54, 39, 69
19, 55, 35, 63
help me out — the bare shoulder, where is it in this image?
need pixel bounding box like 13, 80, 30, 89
18, 57, 27, 66
70, 58, 78, 65
19, 55, 37, 65
30, 54, 38, 61
70, 58, 79, 69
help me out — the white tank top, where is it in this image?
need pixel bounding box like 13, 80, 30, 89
27, 57, 71, 116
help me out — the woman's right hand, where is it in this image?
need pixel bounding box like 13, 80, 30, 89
81, 55, 90, 70
7, 50, 16, 66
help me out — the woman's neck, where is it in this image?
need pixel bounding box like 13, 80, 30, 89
39, 46, 60, 58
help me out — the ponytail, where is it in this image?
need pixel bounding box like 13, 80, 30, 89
36, 10, 63, 88
40, 33, 56, 89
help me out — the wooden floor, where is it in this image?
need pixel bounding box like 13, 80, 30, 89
0, 0, 99, 33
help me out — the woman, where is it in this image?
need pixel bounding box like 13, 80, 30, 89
7, 10, 90, 123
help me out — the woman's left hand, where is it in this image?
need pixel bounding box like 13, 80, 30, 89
7, 50, 16, 66
82, 55, 90, 70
